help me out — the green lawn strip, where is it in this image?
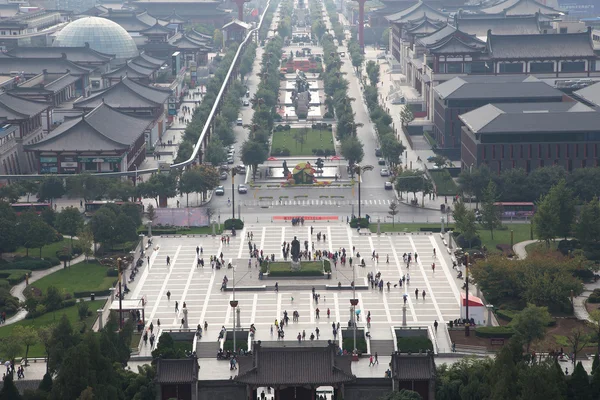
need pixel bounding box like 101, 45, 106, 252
271, 128, 335, 156
0, 300, 105, 359
262, 261, 325, 276
15, 238, 80, 259
30, 262, 115, 296
376, 223, 533, 254
428, 170, 458, 196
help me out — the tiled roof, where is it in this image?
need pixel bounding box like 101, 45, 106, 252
487, 30, 595, 59
6, 45, 115, 63
0, 57, 92, 76
428, 35, 485, 54
0, 92, 48, 119
405, 16, 446, 34
417, 24, 457, 46
455, 14, 541, 36
103, 61, 155, 79
434, 75, 562, 100
25, 103, 151, 151
481, 0, 563, 16
574, 81, 600, 107
236, 343, 355, 386
134, 52, 167, 68
385, 1, 447, 23
73, 77, 171, 109
156, 357, 199, 384
392, 353, 436, 381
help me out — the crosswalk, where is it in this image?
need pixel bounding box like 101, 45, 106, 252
243, 199, 397, 207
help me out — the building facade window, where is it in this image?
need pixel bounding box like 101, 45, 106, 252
561, 61, 585, 72
499, 62, 524, 73
529, 62, 554, 73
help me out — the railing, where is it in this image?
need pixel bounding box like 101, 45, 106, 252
0, 0, 273, 181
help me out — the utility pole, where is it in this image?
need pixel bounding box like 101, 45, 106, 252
230, 266, 238, 352
465, 253, 470, 337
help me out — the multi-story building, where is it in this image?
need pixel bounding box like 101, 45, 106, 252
432, 75, 567, 158
460, 101, 600, 173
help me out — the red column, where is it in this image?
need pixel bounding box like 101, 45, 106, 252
235, 0, 245, 20
358, 0, 366, 52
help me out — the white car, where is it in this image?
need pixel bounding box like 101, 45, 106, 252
237, 184, 248, 194
380, 168, 390, 177
243, 100, 250, 106
385, 181, 393, 190
236, 118, 243, 126
215, 186, 225, 196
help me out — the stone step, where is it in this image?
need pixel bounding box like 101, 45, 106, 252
369, 340, 395, 357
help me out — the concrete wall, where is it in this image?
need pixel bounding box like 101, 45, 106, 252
198, 380, 246, 400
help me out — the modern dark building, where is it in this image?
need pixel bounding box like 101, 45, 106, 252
460, 101, 600, 173
432, 75, 567, 158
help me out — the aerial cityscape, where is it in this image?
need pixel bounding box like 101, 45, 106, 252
1, 0, 600, 398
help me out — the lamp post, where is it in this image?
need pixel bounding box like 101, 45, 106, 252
231, 169, 237, 220
117, 257, 123, 329
230, 266, 238, 353
441, 217, 445, 235
465, 253, 470, 337
354, 164, 373, 219
349, 262, 358, 352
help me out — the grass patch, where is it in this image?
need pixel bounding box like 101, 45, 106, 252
223, 338, 248, 352
262, 261, 325, 276
0, 300, 105, 359
428, 170, 458, 196
15, 238, 79, 259
30, 261, 115, 296
525, 241, 558, 255
271, 128, 335, 156
342, 337, 367, 353
396, 336, 433, 353
131, 332, 142, 349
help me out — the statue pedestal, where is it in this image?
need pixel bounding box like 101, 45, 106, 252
290, 260, 301, 271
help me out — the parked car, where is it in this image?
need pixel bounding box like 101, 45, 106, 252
236, 118, 243, 126
378, 158, 386, 166
375, 148, 382, 157
384, 181, 393, 190
219, 172, 228, 180
380, 168, 390, 177
243, 100, 250, 106
236, 164, 246, 174
238, 184, 248, 194
215, 186, 225, 195
227, 156, 234, 164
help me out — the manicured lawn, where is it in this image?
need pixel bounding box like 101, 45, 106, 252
428, 170, 458, 196
30, 262, 115, 296
0, 300, 105, 359
15, 238, 79, 259
263, 261, 325, 276
271, 128, 335, 156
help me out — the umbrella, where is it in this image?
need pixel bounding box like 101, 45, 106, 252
331, 156, 341, 160
267, 156, 278, 161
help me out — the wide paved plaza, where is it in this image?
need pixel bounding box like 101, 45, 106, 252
130, 222, 462, 357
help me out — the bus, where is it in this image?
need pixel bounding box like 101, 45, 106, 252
84, 201, 143, 217
494, 202, 535, 218
11, 202, 51, 215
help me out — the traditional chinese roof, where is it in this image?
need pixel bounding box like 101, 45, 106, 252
0, 92, 48, 120
15, 72, 81, 95
25, 103, 151, 152
392, 353, 436, 381
405, 15, 446, 34
166, 10, 187, 24
169, 33, 211, 51
487, 29, 595, 59
140, 22, 173, 35
103, 61, 155, 79
455, 13, 541, 36
427, 34, 486, 53
156, 357, 199, 384
104, 10, 169, 32
223, 19, 251, 30
5, 44, 115, 64
73, 77, 171, 110
0, 57, 93, 76
236, 343, 355, 386
385, 1, 448, 23
131, 52, 167, 69
459, 101, 597, 135
480, 0, 563, 16
416, 24, 457, 46
574, 81, 600, 107
434, 75, 563, 100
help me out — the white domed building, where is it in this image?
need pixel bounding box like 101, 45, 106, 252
53, 16, 138, 61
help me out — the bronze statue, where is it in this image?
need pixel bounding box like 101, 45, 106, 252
291, 236, 300, 262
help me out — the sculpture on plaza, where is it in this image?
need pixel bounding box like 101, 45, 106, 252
291, 236, 301, 262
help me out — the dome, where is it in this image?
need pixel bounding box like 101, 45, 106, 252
53, 17, 138, 60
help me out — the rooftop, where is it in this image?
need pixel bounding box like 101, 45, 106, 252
102, 61, 156, 79
455, 13, 541, 36
574, 81, 600, 107
6, 44, 115, 64
434, 75, 563, 100
0, 57, 92, 76
73, 76, 171, 109
487, 29, 596, 59
392, 353, 436, 381
385, 1, 447, 23
24, 103, 151, 152
156, 357, 199, 384
0, 92, 48, 120
480, 0, 563, 16
459, 101, 600, 134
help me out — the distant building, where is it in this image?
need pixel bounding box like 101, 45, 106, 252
25, 102, 150, 174
432, 75, 567, 157
129, 0, 229, 26
0, 10, 70, 49
460, 101, 600, 173
222, 19, 250, 45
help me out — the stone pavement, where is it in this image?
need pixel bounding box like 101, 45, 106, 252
131, 222, 466, 358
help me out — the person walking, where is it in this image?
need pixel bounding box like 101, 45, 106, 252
302, 330, 306, 340
434, 320, 438, 332
315, 308, 320, 319
431, 262, 435, 272
369, 355, 374, 366
327, 308, 331, 318
166, 291, 171, 301
150, 333, 155, 348
175, 301, 179, 313
415, 288, 419, 299
315, 326, 320, 339
297, 332, 302, 343
166, 256, 170, 266
422, 290, 426, 300
143, 331, 148, 345
149, 322, 154, 333
157, 319, 161, 330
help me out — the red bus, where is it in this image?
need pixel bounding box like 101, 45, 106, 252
494, 202, 535, 218
84, 200, 143, 217
11, 202, 51, 215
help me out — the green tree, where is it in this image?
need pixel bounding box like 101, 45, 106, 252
381, 28, 390, 47
551, 179, 576, 240
77, 387, 94, 400
380, 133, 405, 168
0, 375, 21, 400
0, 218, 19, 257
77, 299, 89, 321
90, 207, 117, 250
479, 180, 502, 239
566, 326, 591, 367
205, 137, 228, 166
569, 361, 591, 400
48, 314, 78, 374
430, 155, 450, 169
378, 390, 422, 400
146, 204, 157, 228
37, 176, 65, 204
241, 140, 268, 181
213, 28, 223, 49
77, 226, 94, 260
151, 332, 186, 359
138, 173, 177, 207
341, 136, 364, 166
588, 310, 600, 357
105, 179, 135, 201
41, 207, 56, 228
0, 335, 22, 365
38, 326, 54, 374
511, 303, 552, 353
12, 325, 37, 366
17, 211, 55, 257
574, 199, 600, 247
518, 359, 567, 400
55, 206, 84, 248
533, 192, 559, 247
388, 201, 399, 227
114, 215, 138, 245
365, 60, 380, 87
0, 183, 22, 203
400, 104, 414, 127
120, 202, 143, 227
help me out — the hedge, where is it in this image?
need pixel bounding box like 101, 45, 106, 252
496, 309, 517, 322
223, 339, 248, 352
0, 269, 31, 285
267, 269, 323, 277
396, 337, 433, 353
74, 289, 113, 299
342, 337, 367, 353
106, 268, 119, 277
137, 228, 178, 235
350, 218, 370, 229
475, 326, 515, 338
0, 259, 52, 271
224, 218, 244, 230
589, 289, 600, 303
324, 260, 332, 273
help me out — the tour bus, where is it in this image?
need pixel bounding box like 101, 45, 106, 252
493, 202, 535, 219
84, 200, 143, 217
10, 202, 51, 215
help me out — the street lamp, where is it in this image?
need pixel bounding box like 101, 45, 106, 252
230, 266, 238, 353
231, 169, 237, 220
350, 261, 358, 352
464, 253, 470, 337
354, 164, 373, 219
117, 258, 123, 329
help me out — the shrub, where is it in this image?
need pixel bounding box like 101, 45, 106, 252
589, 289, 600, 303
342, 337, 367, 353
0, 288, 19, 315
456, 234, 482, 249
0, 259, 52, 271
324, 260, 331, 273
475, 326, 515, 338
0, 270, 31, 285
496, 244, 515, 257
106, 268, 119, 277
396, 337, 433, 353
46, 256, 61, 265
223, 339, 248, 352
78, 300, 89, 321
224, 218, 244, 230
350, 218, 369, 229
496, 309, 517, 321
